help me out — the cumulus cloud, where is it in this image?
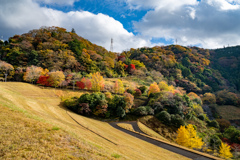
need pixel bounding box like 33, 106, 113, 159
125, 0, 198, 11
34, 0, 79, 5
0, 0, 150, 52
131, 0, 240, 48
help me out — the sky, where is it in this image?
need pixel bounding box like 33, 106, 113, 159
1, 0, 240, 52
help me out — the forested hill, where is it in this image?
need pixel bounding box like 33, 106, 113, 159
0, 26, 116, 75
0, 26, 239, 95
210, 46, 240, 92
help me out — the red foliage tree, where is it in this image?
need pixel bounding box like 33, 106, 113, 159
130, 64, 136, 70
37, 75, 51, 86
118, 55, 125, 61
76, 81, 85, 89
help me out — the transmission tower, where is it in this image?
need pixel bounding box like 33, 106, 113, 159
110, 38, 113, 52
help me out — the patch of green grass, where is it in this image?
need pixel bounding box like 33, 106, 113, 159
52, 126, 60, 130
111, 153, 121, 158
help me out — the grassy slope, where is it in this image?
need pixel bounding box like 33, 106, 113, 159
137, 122, 169, 141
216, 105, 240, 120
0, 82, 189, 160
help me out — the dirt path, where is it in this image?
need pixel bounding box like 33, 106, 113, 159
110, 122, 215, 160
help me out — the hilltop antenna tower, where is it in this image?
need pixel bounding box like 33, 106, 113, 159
175, 39, 178, 45
110, 38, 113, 52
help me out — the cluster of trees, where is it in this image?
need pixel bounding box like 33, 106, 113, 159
1, 26, 240, 158
64, 92, 134, 118
176, 124, 233, 159
210, 46, 240, 92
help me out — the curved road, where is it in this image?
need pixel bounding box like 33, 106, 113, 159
109, 122, 217, 160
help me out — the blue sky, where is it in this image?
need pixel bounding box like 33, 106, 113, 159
1, 0, 240, 52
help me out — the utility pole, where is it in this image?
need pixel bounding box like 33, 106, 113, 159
5, 73, 8, 82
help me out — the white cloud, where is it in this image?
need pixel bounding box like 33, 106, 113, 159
0, 0, 150, 52
131, 0, 240, 49
206, 0, 240, 10
124, 0, 198, 11
34, 0, 79, 5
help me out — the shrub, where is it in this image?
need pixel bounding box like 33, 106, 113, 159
105, 92, 112, 101
152, 102, 163, 113
216, 119, 231, 132
156, 111, 171, 125
224, 126, 240, 144
126, 88, 134, 95
216, 90, 238, 106
209, 135, 222, 149
207, 120, 219, 129
198, 114, 205, 121
171, 114, 185, 128
145, 106, 154, 115
63, 97, 78, 111
138, 85, 147, 94
134, 106, 148, 116
134, 106, 154, 116
202, 93, 216, 104
116, 106, 126, 118
108, 95, 126, 117
134, 89, 142, 97
78, 103, 91, 115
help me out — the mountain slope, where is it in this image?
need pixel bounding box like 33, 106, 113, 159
0, 82, 190, 160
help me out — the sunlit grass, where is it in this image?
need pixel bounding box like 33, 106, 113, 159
117, 123, 135, 132
137, 121, 169, 141
0, 82, 190, 160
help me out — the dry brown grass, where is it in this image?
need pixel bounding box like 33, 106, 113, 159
0, 82, 190, 160
0, 103, 109, 159
137, 121, 169, 141
216, 105, 240, 120
117, 123, 135, 132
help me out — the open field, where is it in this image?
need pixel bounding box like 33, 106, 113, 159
0, 82, 190, 160
216, 105, 240, 120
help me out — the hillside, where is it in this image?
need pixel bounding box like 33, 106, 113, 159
210, 46, 240, 92
0, 82, 189, 160
0, 27, 240, 159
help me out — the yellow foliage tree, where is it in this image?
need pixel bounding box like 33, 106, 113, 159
48, 71, 65, 88
91, 72, 104, 92
131, 59, 145, 69
113, 79, 125, 94
158, 81, 175, 92
176, 126, 189, 147
187, 124, 204, 149
148, 82, 160, 96
176, 124, 204, 149
219, 142, 233, 159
